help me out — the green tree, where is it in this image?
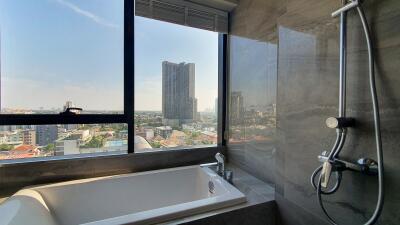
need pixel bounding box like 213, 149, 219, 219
202, 140, 212, 145
44, 143, 55, 152
0, 144, 13, 151
82, 136, 105, 148
191, 131, 201, 138
150, 141, 161, 148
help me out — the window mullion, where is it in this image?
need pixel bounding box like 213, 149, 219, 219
125, 0, 135, 153
218, 33, 228, 147
0, 114, 126, 126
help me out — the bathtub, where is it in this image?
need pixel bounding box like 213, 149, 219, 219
0, 165, 246, 225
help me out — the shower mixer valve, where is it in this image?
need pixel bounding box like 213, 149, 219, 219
318, 153, 378, 176
326, 117, 355, 129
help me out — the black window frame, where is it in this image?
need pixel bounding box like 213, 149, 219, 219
0, 0, 227, 162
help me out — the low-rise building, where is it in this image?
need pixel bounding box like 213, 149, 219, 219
145, 129, 154, 140
155, 126, 172, 139
8, 144, 40, 159
55, 138, 82, 156
6, 131, 23, 145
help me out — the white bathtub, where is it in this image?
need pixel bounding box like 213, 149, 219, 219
0, 165, 246, 225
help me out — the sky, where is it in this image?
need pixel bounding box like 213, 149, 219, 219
0, 0, 218, 112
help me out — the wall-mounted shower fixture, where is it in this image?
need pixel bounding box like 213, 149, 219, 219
310, 0, 384, 225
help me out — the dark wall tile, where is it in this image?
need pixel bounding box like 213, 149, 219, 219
228, 0, 400, 224
181, 202, 276, 225
276, 194, 329, 225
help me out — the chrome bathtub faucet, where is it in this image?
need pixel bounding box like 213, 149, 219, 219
215, 153, 233, 184
215, 152, 225, 176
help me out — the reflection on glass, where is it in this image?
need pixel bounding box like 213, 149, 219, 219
0, 124, 128, 160
228, 36, 277, 144
134, 17, 219, 152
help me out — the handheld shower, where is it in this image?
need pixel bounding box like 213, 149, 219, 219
311, 1, 384, 224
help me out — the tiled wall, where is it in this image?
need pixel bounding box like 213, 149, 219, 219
227, 0, 400, 224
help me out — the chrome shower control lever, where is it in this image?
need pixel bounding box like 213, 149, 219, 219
321, 161, 333, 188
326, 117, 355, 129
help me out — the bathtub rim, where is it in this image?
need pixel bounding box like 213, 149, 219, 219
11, 165, 246, 225
79, 166, 246, 225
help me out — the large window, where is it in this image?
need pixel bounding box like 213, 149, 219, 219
0, 0, 224, 162
134, 17, 219, 152
0, 0, 124, 114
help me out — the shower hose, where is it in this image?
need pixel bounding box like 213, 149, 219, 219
310, 4, 384, 225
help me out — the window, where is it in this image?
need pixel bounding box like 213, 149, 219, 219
0, 0, 124, 114
0, 124, 127, 160
0, 0, 225, 162
134, 17, 219, 152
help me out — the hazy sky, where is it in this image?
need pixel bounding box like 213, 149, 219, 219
0, 0, 218, 112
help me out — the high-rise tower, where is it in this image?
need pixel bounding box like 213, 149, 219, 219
230, 91, 244, 125
162, 61, 197, 126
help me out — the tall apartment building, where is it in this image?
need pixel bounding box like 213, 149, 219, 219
36, 125, 58, 146
230, 91, 244, 125
162, 61, 197, 126
22, 130, 36, 146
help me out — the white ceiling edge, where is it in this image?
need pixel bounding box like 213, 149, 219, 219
187, 0, 238, 11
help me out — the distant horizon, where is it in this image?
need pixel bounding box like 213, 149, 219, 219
0, 107, 217, 113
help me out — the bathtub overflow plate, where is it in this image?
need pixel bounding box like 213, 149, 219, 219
208, 180, 215, 194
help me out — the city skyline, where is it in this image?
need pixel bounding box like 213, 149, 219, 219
0, 0, 218, 112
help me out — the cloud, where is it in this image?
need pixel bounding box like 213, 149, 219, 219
54, 0, 119, 29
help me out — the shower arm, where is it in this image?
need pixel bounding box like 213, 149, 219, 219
332, 0, 359, 18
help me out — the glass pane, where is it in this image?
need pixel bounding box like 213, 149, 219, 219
0, 124, 127, 160
0, 0, 124, 114
228, 35, 277, 148
134, 16, 218, 152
